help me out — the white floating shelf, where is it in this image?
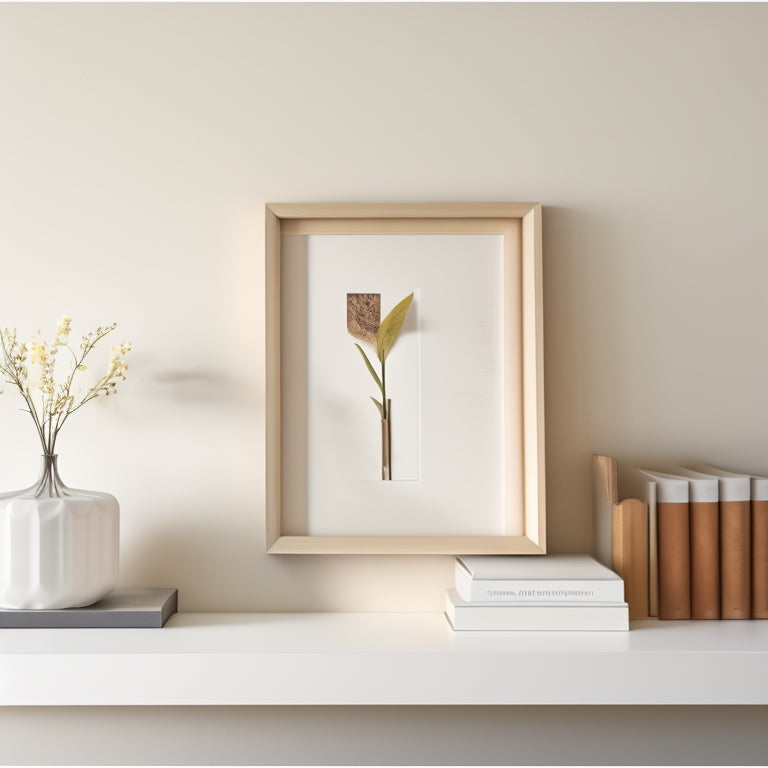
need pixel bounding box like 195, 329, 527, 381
2, 612, 767, 706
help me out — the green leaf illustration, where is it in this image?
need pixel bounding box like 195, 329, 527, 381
355, 343, 384, 396
376, 292, 414, 363
370, 397, 384, 419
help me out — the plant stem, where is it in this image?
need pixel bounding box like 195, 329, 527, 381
381, 409, 391, 481
381, 359, 387, 420
380, 361, 392, 480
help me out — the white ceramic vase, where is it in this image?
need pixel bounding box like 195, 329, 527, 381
0, 454, 119, 609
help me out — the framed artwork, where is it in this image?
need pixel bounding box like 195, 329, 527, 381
265, 203, 545, 554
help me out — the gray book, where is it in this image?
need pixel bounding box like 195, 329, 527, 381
0, 588, 178, 628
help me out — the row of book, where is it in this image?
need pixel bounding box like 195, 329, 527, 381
444, 554, 629, 631
593, 455, 768, 620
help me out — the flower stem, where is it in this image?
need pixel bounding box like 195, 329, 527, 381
381, 359, 387, 420
380, 360, 392, 480
381, 408, 391, 481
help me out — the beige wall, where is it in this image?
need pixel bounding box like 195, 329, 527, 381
1, 3, 767, 764
5, 0, 768, 614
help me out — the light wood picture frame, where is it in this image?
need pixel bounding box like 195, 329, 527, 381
266, 203, 545, 554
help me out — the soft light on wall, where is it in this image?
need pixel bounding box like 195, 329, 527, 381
1, 2, 767, 612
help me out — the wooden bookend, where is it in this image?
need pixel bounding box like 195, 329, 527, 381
612, 498, 650, 619
593, 455, 618, 567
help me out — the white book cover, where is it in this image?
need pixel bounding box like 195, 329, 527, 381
693, 466, 751, 502
690, 465, 768, 501
454, 554, 624, 603
637, 470, 689, 504
751, 474, 768, 502
674, 469, 719, 503
445, 590, 629, 631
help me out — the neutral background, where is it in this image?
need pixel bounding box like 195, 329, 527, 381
1, 2, 767, 765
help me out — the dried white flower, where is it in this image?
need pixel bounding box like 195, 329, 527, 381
0, 318, 131, 454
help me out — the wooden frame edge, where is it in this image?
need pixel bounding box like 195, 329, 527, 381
522, 203, 547, 551
265, 204, 282, 550
265, 202, 545, 555
267, 202, 540, 221
267, 535, 547, 556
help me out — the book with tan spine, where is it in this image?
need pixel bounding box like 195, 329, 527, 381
638, 471, 690, 620
694, 467, 751, 620
640, 476, 660, 617
749, 474, 768, 619
677, 470, 720, 619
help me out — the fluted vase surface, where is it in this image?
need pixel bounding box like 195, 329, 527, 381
0, 455, 119, 609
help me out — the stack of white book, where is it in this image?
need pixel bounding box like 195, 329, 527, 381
445, 554, 629, 631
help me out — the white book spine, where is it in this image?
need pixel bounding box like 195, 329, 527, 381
456, 579, 624, 603
445, 591, 629, 631
455, 564, 624, 603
